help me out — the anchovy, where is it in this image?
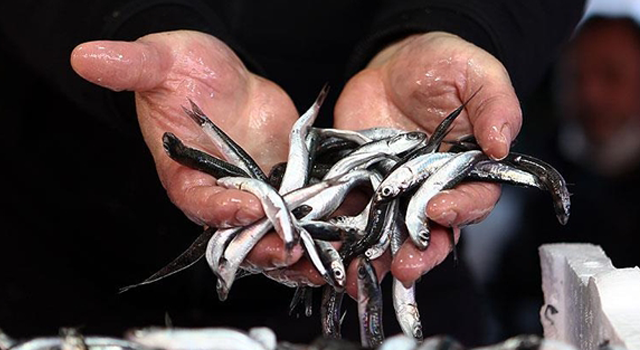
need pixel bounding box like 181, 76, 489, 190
10, 337, 148, 350
217, 177, 299, 252
119, 227, 216, 293
316, 239, 346, 290
323, 132, 426, 180
314, 128, 372, 145
356, 256, 384, 348
278, 85, 328, 194
301, 220, 350, 241
469, 161, 543, 188
364, 199, 398, 260
162, 132, 250, 179
298, 227, 338, 289
504, 153, 571, 225
341, 201, 390, 264
358, 127, 405, 141
212, 181, 334, 300
323, 151, 391, 181
205, 226, 245, 278
406, 150, 486, 250
126, 328, 266, 350
299, 169, 371, 221
183, 100, 268, 182
374, 152, 456, 203
320, 285, 344, 339
388, 216, 424, 342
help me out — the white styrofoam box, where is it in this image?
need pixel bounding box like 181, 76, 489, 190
539, 243, 640, 350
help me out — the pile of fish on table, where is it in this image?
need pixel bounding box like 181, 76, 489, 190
119, 85, 571, 348
0, 327, 585, 350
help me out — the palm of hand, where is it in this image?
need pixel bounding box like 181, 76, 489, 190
72, 31, 298, 228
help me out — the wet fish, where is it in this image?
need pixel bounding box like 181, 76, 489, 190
126, 328, 267, 350
183, 100, 268, 182
406, 150, 486, 250
162, 132, 250, 179
356, 257, 384, 348
278, 85, 328, 194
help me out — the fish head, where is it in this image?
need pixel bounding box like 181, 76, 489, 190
387, 132, 427, 154
330, 260, 346, 289
374, 167, 414, 202
412, 322, 423, 341
374, 184, 400, 203
417, 228, 430, 250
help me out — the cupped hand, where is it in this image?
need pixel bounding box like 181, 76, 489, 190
71, 30, 302, 266
334, 32, 523, 287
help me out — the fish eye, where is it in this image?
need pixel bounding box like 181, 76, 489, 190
407, 132, 420, 140
357, 266, 366, 278
380, 186, 394, 198
334, 269, 343, 278
413, 325, 423, 338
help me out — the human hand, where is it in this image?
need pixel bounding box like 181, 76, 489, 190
334, 32, 522, 289
71, 30, 303, 267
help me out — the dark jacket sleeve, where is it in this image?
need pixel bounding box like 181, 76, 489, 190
0, 0, 254, 135
347, 0, 586, 98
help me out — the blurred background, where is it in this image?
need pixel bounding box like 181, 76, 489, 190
1, 0, 639, 347
461, 0, 640, 342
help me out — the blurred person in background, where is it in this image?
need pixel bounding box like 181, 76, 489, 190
485, 11, 640, 339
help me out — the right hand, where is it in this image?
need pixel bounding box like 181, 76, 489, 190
71, 30, 302, 266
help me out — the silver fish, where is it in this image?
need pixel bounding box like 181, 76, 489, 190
374, 152, 455, 203
278, 85, 328, 194
10, 337, 148, 350
323, 132, 426, 180
364, 199, 398, 260
126, 328, 267, 350
314, 128, 372, 145
216, 177, 298, 252
213, 181, 333, 300
388, 210, 424, 341
406, 150, 486, 250
357, 256, 384, 348
316, 240, 346, 290
183, 101, 267, 181
470, 161, 543, 188
320, 285, 345, 339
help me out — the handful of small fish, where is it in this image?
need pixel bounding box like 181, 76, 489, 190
0, 327, 584, 350
120, 85, 571, 348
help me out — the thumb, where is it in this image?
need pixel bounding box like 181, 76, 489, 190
70, 40, 172, 92
466, 74, 522, 160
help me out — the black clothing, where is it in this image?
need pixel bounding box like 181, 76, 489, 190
0, 0, 583, 345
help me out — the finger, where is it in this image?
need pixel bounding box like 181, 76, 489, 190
71, 40, 172, 92
244, 232, 305, 269
163, 164, 265, 227
345, 251, 392, 299
427, 182, 501, 227
465, 76, 522, 160
391, 225, 461, 286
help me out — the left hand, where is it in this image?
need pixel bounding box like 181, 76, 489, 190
334, 32, 522, 293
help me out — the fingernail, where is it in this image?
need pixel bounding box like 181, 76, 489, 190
501, 123, 512, 145
496, 123, 512, 160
